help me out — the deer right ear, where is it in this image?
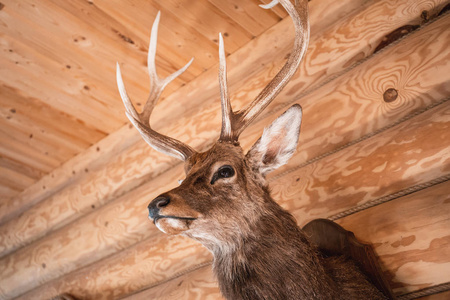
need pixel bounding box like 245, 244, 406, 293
246, 104, 302, 176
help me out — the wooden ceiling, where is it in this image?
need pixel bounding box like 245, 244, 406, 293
0, 0, 286, 199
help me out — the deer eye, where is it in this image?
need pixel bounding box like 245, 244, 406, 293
210, 165, 235, 185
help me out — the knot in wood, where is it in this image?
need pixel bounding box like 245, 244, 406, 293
383, 88, 398, 103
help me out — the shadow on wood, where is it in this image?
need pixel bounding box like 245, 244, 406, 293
303, 219, 395, 299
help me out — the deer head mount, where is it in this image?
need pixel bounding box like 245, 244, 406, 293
116, 0, 308, 246
116, 1, 387, 299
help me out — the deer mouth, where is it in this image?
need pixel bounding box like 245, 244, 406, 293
153, 215, 197, 225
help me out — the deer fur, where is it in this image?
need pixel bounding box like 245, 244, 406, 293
148, 105, 384, 299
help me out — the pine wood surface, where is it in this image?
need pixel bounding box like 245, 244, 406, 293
123, 264, 222, 300
0, 0, 448, 298
416, 290, 450, 300
1, 0, 446, 257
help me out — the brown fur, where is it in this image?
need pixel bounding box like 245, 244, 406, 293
148, 142, 385, 299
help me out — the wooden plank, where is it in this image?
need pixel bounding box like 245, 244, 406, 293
90, 0, 218, 78
0, 85, 100, 152
336, 181, 450, 295
0, 124, 138, 226
208, 0, 280, 37
416, 290, 450, 300
153, 0, 253, 53
0, 156, 44, 182
0, 130, 59, 172
0, 0, 376, 251
0, 166, 35, 191
123, 264, 222, 300
46, 0, 209, 99
0, 118, 82, 164
0, 1, 127, 132
0, 185, 20, 200
15, 234, 213, 300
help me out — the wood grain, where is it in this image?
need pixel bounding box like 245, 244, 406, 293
123, 264, 222, 300
415, 290, 450, 300
0, 124, 138, 226
208, 0, 280, 37
336, 181, 450, 295
15, 234, 213, 300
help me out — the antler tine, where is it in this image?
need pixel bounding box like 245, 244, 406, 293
219, 0, 309, 142
218, 33, 234, 141
116, 11, 196, 161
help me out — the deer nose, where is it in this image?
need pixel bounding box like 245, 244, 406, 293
148, 195, 170, 219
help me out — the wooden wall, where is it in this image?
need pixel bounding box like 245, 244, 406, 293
0, 0, 449, 299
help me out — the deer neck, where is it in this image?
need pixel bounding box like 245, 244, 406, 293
209, 194, 336, 299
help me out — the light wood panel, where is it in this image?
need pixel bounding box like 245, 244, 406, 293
0, 0, 447, 259
0, 124, 139, 226
15, 234, 213, 300
336, 182, 450, 295
209, 0, 280, 37
416, 290, 450, 300
123, 264, 222, 300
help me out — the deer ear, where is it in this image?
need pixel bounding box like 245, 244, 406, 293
246, 104, 302, 175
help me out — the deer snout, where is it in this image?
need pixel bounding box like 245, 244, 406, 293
148, 195, 170, 219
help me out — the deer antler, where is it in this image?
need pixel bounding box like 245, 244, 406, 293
116, 12, 196, 161
219, 0, 309, 142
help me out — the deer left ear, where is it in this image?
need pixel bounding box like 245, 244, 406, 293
246, 104, 302, 175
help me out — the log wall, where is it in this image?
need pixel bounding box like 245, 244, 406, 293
0, 0, 449, 299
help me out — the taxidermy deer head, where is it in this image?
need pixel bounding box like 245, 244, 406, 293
116, 0, 308, 236
117, 0, 385, 299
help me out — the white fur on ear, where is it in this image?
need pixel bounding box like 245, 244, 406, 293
247, 104, 302, 175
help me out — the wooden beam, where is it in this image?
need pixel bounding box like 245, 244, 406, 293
335, 182, 450, 295
208, 0, 280, 37
122, 264, 221, 300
